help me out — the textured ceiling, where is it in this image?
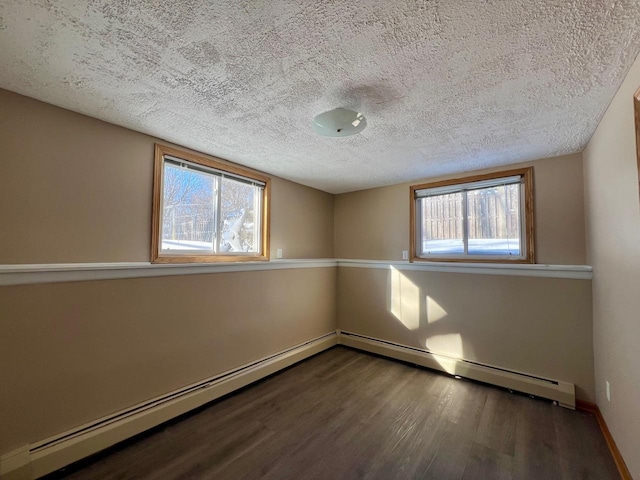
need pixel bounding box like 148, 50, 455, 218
1, 1, 640, 193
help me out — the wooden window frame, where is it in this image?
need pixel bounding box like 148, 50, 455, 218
410, 167, 535, 264
151, 144, 271, 264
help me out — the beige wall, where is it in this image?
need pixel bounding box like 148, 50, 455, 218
334, 153, 587, 265
0, 88, 334, 263
583, 54, 640, 477
0, 86, 599, 470
271, 177, 334, 259
338, 267, 594, 401
0, 268, 337, 453
0, 89, 337, 455
333, 145, 594, 408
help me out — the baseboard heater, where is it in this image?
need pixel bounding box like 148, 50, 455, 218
0, 332, 338, 480
337, 330, 575, 410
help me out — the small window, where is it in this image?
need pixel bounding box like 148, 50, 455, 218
152, 144, 270, 263
410, 167, 534, 263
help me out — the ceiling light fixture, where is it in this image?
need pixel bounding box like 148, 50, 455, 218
312, 108, 367, 137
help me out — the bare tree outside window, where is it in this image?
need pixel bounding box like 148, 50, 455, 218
151, 144, 270, 263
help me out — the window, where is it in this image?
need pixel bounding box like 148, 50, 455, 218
151, 144, 270, 263
410, 167, 534, 263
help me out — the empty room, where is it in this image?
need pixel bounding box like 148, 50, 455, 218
1, 1, 639, 479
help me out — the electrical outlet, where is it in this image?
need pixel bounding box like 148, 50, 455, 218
606, 381, 611, 402
402, 250, 408, 260
276, 248, 283, 259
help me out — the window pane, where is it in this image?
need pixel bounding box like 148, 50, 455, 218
161, 163, 216, 253
219, 177, 261, 253
466, 184, 521, 256
421, 193, 464, 255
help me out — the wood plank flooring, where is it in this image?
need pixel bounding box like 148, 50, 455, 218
45, 347, 620, 480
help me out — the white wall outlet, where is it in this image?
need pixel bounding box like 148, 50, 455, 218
606, 381, 611, 402
402, 250, 409, 260
276, 248, 283, 259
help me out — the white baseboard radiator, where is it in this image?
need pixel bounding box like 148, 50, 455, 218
0, 332, 338, 480
337, 330, 575, 410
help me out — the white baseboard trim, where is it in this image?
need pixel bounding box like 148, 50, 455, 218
337, 330, 575, 410
0, 332, 338, 480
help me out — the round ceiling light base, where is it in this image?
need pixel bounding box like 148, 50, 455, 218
312, 108, 367, 137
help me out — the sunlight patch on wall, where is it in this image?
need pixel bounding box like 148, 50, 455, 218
426, 295, 447, 323
425, 333, 463, 374
389, 266, 420, 330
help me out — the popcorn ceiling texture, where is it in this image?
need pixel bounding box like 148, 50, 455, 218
0, 1, 639, 193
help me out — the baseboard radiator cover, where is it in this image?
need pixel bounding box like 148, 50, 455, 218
338, 330, 575, 410
0, 332, 338, 480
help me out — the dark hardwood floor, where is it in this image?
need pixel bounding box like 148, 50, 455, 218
45, 346, 619, 480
